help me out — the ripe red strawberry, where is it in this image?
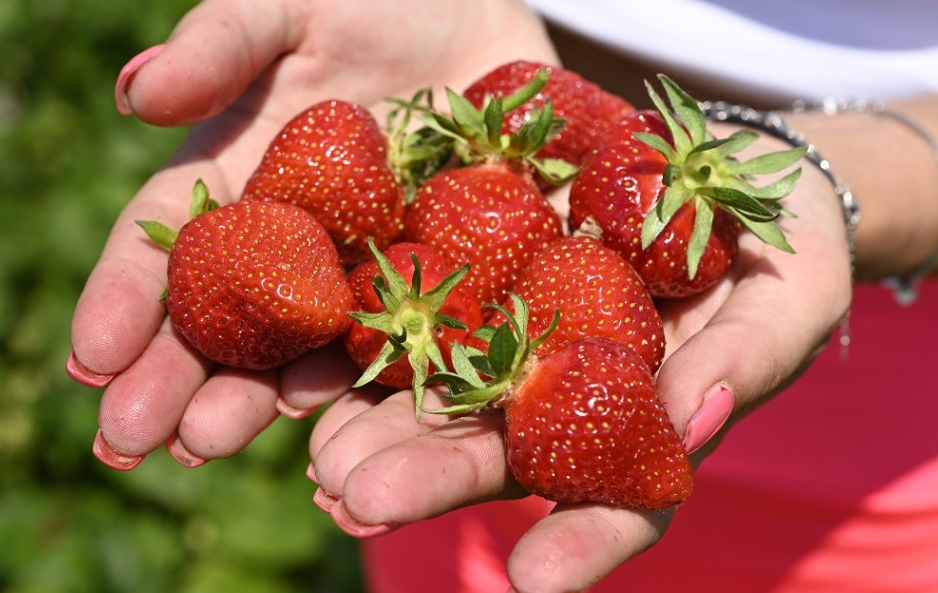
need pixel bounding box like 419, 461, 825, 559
403, 163, 563, 305
404, 74, 572, 305
569, 76, 804, 297
344, 241, 485, 412
428, 297, 692, 510
463, 60, 635, 182
138, 182, 353, 370
504, 337, 692, 509
240, 99, 407, 265
498, 235, 665, 372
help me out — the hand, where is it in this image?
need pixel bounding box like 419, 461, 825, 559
308, 150, 853, 592
67, 0, 559, 468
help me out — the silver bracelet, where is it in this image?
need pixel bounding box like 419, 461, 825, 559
791, 98, 938, 305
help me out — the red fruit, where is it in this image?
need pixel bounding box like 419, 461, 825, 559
570, 75, 802, 298
344, 242, 485, 395
241, 100, 406, 265
504, 337, 692, 509
570, 110, 741, 297
403, 163, 563, 305
463, 60, 634, 176
501, 235, 665, 372
164, 200, 353, 370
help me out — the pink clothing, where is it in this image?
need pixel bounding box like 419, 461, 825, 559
361, 280, 938, 592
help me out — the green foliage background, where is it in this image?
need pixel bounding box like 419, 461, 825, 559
0, 1, 364, 591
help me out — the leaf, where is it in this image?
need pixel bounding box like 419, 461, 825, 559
744, 168, 803, 200
487, 322, 519, 377
686, 200, 714, 279
135, 220, 177, 251
642, 185, 692, 248
659, 73, 707, 143
735, 216, 795, 253
727, 146, 807, 176
695, 186, 779, 222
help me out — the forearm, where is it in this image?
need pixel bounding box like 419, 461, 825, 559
785, 96, 938, 284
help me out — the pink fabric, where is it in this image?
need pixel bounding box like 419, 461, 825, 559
361, 280, 938, 592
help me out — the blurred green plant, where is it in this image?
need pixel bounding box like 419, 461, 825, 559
0, 0, 363, 591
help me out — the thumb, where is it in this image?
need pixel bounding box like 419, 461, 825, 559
115, 0, 303, 125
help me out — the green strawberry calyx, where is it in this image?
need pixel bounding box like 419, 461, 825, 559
418, 69, 580, 186
135, 179, 219, 300
349, 240, 471, 419
422, 294, 559, 416
635, 74, 806, 279
135, 179, 218, 251
384, 88, 455, 204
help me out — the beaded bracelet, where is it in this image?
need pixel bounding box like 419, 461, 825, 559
701, 98, 938, 306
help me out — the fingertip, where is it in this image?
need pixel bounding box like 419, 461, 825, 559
66, 349, 115, 388
93, 429, 146, 470
166, 433, 207, 468
115, 44, 166, 116
682, 381, 735, 454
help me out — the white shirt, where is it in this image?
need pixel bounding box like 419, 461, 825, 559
527, 0, 938, 100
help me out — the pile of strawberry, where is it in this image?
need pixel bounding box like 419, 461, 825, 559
139, 61, 805, 511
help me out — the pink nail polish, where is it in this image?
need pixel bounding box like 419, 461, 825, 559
313, 487, 339, 512
66, 350, 114, 388
93, 429, 145, 470
682, 382, 735, 454
114, 44, 165, 115
166, 434, 206, 468
330, 500, 394, 538
276, 397, 317, 420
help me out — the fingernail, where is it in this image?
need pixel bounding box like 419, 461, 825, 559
313, 487, 339, 512
331, 500, 394, 538
66, 350, 114, 388
166, 434, 206, 468
683, 382, 734, 454
93, 429, 145, 470
276, 397, 317, 420
115, 44, 165, 115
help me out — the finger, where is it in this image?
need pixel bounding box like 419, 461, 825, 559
337, 411, 525, 530
69, 164, 234, 380
276, 341, 361, 419
170, 367, 280, 463
96, 316, 212, 458
119, 0, 306, 125
507, 504, 673, 593
311, 389, 450, 497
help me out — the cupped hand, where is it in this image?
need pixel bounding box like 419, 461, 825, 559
68, 0, 559, 468
309, 157, 853, 593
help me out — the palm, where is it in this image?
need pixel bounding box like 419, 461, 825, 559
71, 0, 558, 464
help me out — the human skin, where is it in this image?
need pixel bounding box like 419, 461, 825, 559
68, 0, 938, 591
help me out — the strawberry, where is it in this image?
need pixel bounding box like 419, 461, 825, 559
403, 163, 563, 306
429, 296, 692, 510
463, 60, 635, 185
497, 235, 665, 372
137, 181, 353, 370
569, 75, 805, 297
344, 241, 485, 413
240, 99, 408, 265
403, 70, 572, 306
